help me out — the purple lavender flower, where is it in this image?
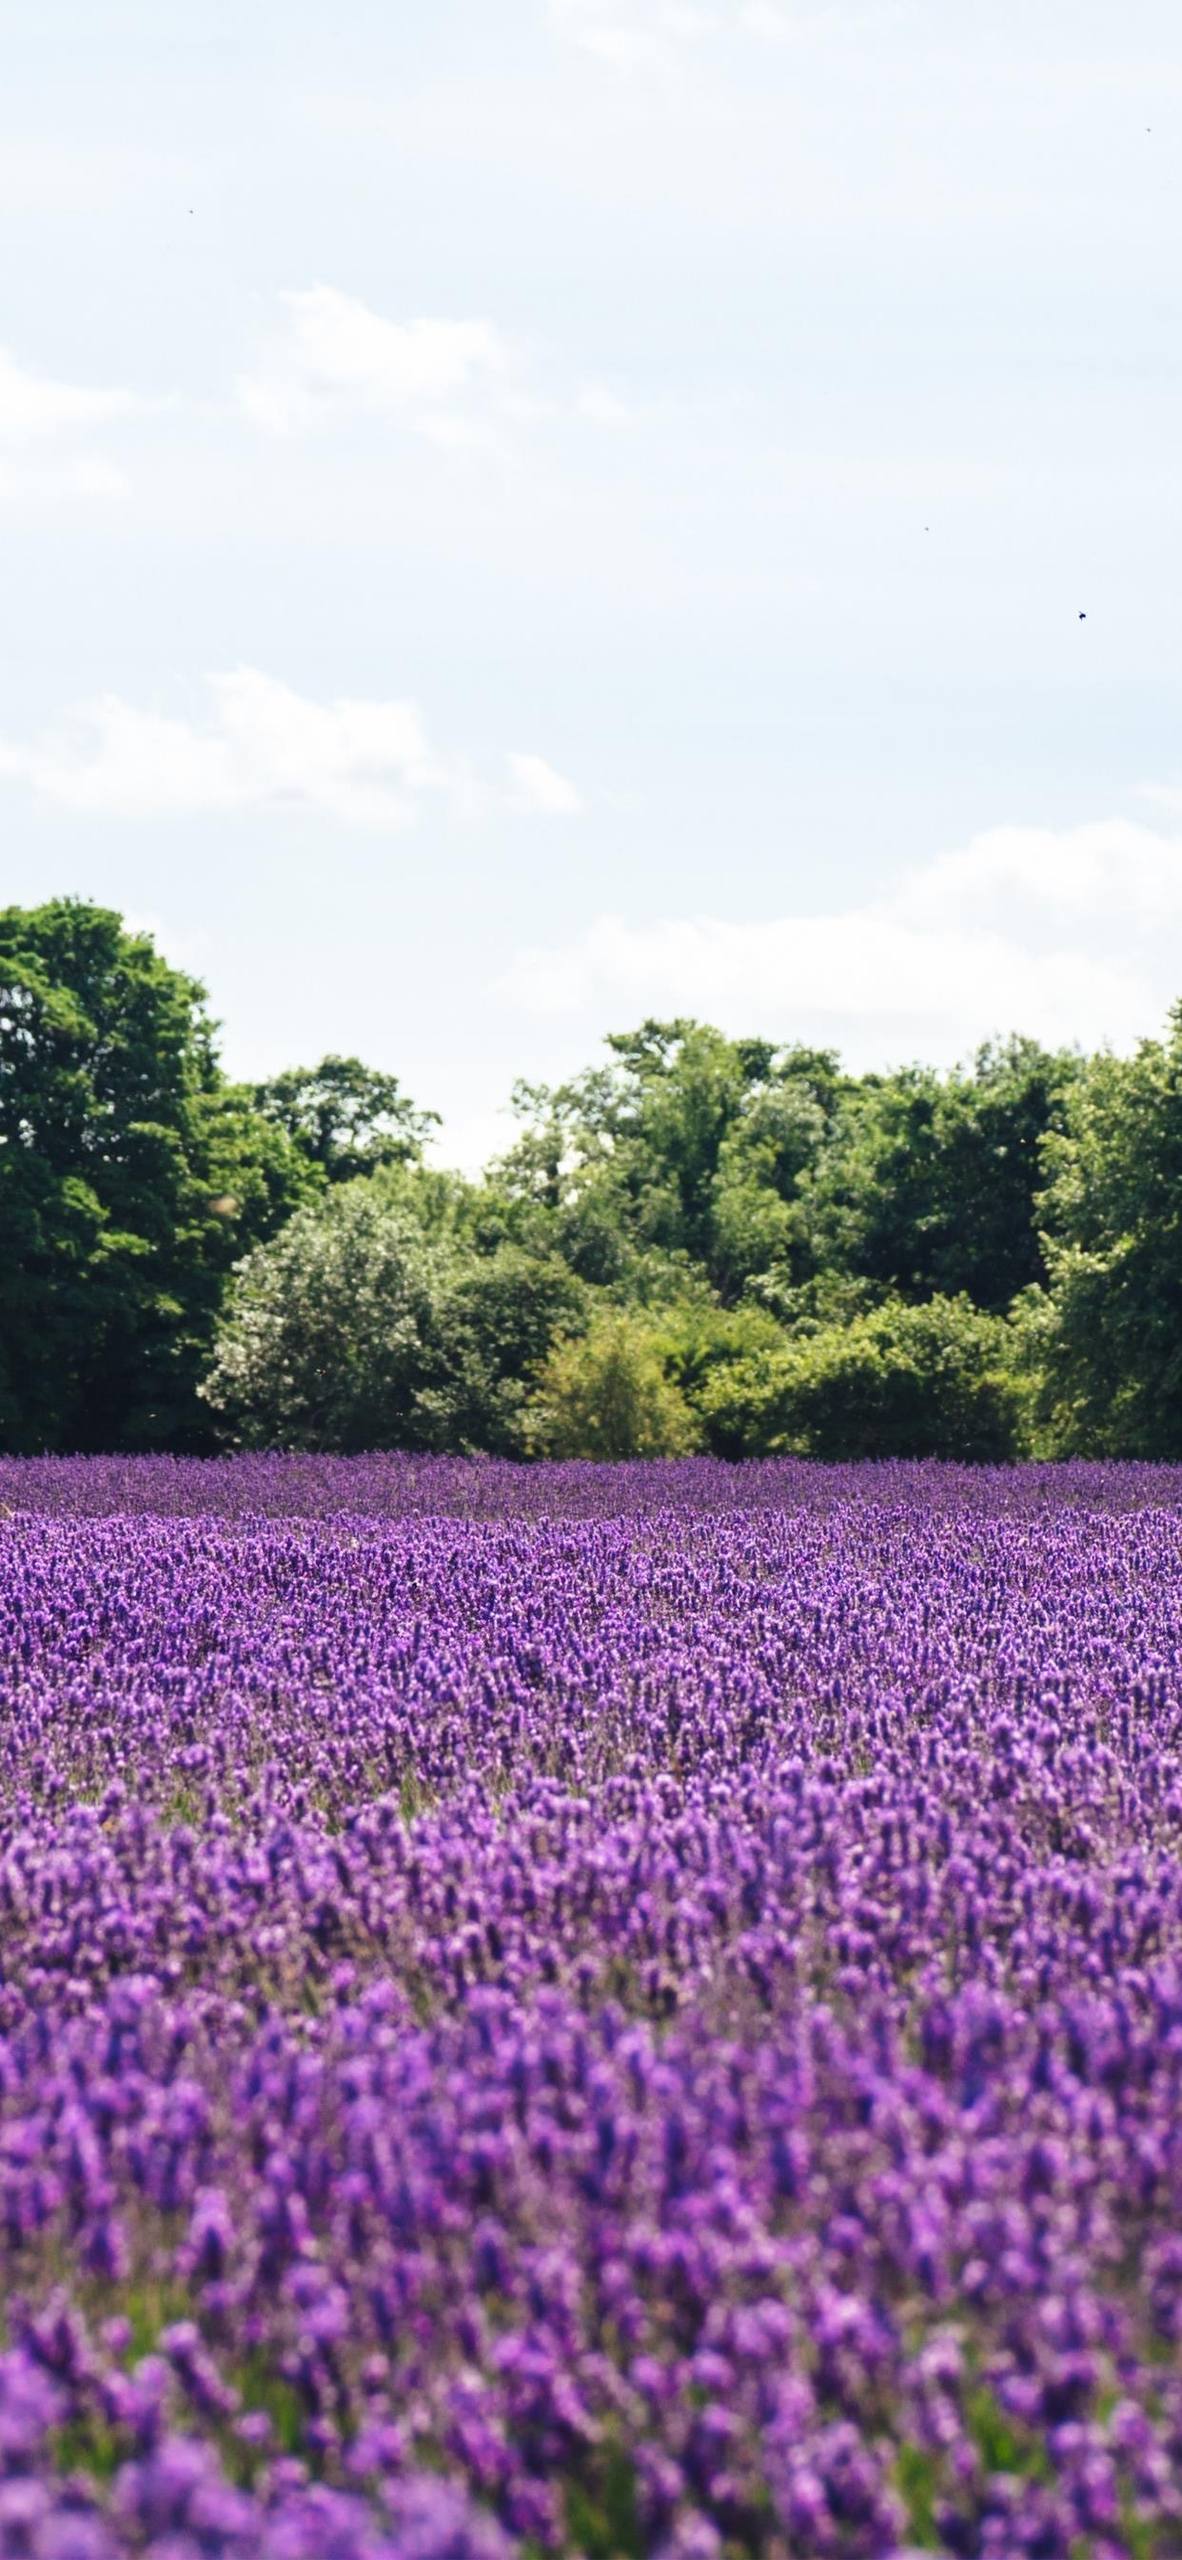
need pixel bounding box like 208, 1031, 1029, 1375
2, 1457, 1182, 2553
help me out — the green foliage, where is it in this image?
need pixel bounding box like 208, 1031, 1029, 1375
800, 1039, 1080, 1313
0, 899, 313, 1450
525, 1308, 698, 1459
199, 1176, 462, 1451
696, 1293, 1027, 1460
563, 2445, 644, 2560
251, 1054, 438, 1182
963, 2384, 1052, 2483
892, 2393, 1053, 2553
1035, 1009, 1182, 1454
50, 2414, 123, 2484
231, 2353, 306, 2462
8, 897, 1181, 1464
650, 1299, 788, 1452
419, 1243, 589, 1456
201, 1169, 583, 1454
894, 2442, 939, 2546
497, 1020, 845, 1300
499, 1023, 1074, 1324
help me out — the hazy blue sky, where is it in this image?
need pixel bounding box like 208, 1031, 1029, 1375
3, 0, 1181, 1163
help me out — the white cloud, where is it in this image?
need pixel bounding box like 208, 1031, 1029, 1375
905, 820, 1182, 934
0, 346, 139, 503
238, 289, 513, 444
506, 753, 585, 815
239, 287, 633, 448
0, 668, 582, 832
496, 815, 1182, 1060
0, 347, 137, 440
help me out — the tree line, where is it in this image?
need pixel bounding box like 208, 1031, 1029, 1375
1, 897, 1178, 1459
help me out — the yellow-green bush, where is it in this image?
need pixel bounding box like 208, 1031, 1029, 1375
525, 1309, 698, 1459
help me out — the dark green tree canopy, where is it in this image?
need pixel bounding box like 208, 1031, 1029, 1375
251, 1056, 438, 1183
1035, 1007, 1182, 1455
798, 1037, 1080, 1313
0, 903, 313, 1450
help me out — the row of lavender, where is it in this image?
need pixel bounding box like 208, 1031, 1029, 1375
6, 1451, 1182, 1517
1, 1465, 1181, 2554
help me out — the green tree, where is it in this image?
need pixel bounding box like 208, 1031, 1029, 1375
709, 1071, 836, 1298
1036, 1011, 1182, 1454
697, 1293, 1027, 1460
0, 899, 313, 1451
201, 1169, 585, 1454
419, 1245, 588, 1455
498, 1022, 844, 1300
800, 1039, 1078, 1313
525, 1308, 698, 1458
200, 1177, 457, 1451
251, 1055, 438, 1183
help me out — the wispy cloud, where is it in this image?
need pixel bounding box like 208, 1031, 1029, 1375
0, 669, 584, 831
238, 287, 634, 448
497, 816, 1182, 1060
238, 290, 513, 445
0, 345, 139, 504
506, 753, 585, 816
0, 347, 138, 440
904, 820, 1182, 935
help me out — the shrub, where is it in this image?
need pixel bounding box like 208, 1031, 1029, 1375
525, 1309, 698, 1458
697, 1293, 1027, 1460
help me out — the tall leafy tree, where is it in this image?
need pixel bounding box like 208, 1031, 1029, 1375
709, 1053, 845, 1297
499, 1021, 844, 1299
1036, 1011, 1182, 1454
0, 901, 313, 1450
1, 911, 1156, 1461
801, 1039, 1079, 1313
251, 1056, 438, 1183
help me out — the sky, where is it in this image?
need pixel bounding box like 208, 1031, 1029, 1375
2, 0, 1182, 1168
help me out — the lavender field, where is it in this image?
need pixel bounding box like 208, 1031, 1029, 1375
2, 1462, 1182, 2559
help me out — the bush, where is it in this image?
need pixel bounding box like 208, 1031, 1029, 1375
697, 1293, 1028, 1461
648, 1301, 787, 1452
525, 1309, 698, 1458
417, 1246, 588, 1456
